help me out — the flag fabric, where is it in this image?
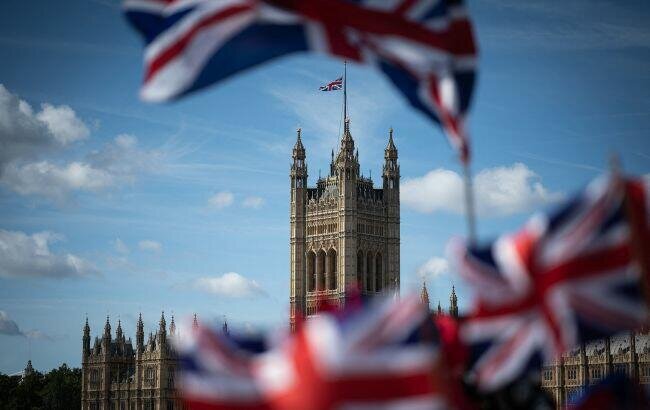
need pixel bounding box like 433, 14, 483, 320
319, 77, 342, 91
175, 296, 455, 410
123, 0, 478, 162
568, 373, 650, 410
452, 173, 650, 392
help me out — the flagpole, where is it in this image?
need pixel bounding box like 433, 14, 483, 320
343, 60, 347, 121
462, 160, 477, 244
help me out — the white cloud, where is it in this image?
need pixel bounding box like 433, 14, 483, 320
401, 163, 563, 217
0, 84, 88, 169
0, 134, 163, 201
113, 238, 129, 254
193, 272, 265, 298
0, 229, 97, 278
208, 191, 234, 209
242, 196, 264, 209
36, 103, 89, 145
138, 240, 162, 253
417, 257, 449, 281
0, 311, 50, 339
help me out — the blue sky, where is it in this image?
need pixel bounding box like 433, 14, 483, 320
1, 0, 649, 374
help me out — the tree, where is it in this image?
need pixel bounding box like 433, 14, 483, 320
0, 364, 81, 410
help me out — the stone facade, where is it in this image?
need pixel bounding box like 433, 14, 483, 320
289, 120, 400, 328
81, 313, 186, 410
541, 332, 650, 406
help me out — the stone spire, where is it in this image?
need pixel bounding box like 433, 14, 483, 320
103, 316, 111, 340
291, 128, 307, 189
192, 313, 199, 330
292, 128, 305, 160
170, 315, 176, 336
222, 319, 229, 335
437, 301, 442, 316
449, 286, 458, 318
83, 317, 91, 356
385, 127, 398, 159
420, 282, 430, 309
136, 313, 144, 353
116, 319, 123, 341
159, 311, 167, 341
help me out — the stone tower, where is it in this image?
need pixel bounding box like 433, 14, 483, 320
289, 119, 400, 328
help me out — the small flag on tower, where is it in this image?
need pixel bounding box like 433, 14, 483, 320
319, 77, 343, 91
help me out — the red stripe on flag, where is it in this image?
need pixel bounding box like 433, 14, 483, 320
144, 3, 254, 84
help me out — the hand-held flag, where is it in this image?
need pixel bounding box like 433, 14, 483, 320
453, 173, 650, 391
123, 0, 478, 162
174, 296, 455, 409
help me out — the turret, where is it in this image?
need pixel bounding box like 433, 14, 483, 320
420, 281, 430, 309
102, 316, 111, 354
449, 286, 458, 318
382, 128, 399, 191
158, 311, 167, 346
136, 313, 144, 353
83, 316, 91, 357
116, 319, 123, 341
192, 313, 199, 330
291, 128, 307, 189
170, 315, 176, 336
24, 360, 34, 377
222, 320, 229, 335
335, 119, 360, 179
437, 301, 442, 316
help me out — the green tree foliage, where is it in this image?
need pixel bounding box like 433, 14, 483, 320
0, 364, 81, 410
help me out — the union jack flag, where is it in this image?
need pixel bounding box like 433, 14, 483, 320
319, 77, 342, 91
452, 173, 650, 392
175, 296, 457, 409
123, 0, 478, 162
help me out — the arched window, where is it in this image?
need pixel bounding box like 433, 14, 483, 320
366, 251, 374, 292
356, 250, 364, 290
317, 250, 326, 291
328, 249, 337, 290
307, 251, 316, 292
375, 253, 382, 291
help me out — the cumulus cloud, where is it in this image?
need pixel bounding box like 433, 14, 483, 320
0, 229, 98, 278
0, 134, 163, 201
417, 257, 449, 281
138, 240, 162, 253
0, 311, 50, 340
208, 191, 234, 209
193, 272, 265, 298
242, 196, 264, 209
401, 163, 564, 217
0, 84, 88, 169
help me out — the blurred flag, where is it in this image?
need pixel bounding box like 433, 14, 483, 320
123, 0, 478, 162
452, 173, 650, 391
175, 296, 459, 409
568, 373, 650, 410
319, 77, 342, 91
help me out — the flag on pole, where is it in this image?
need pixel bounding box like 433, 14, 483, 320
123, 0, 478, 162
175, 296, 459, 410
319, 77, 342, 91
451, 173, 650, 391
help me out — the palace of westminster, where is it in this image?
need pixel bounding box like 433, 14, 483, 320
76, 122, 650, 409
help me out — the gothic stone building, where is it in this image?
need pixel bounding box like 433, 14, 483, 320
81, 313, 183, 410
541, 332, 650, 406
289, 119, 400, 327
